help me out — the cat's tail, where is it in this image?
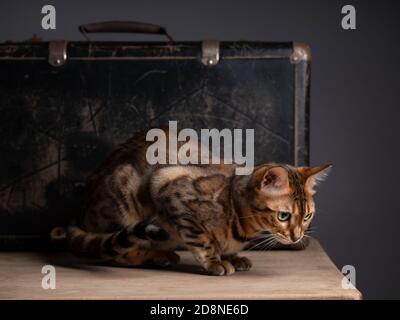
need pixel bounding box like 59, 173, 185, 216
50, 221, 170, 259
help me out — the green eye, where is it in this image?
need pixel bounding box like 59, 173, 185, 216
304, 212, 313, 221
277, 211, 291, 221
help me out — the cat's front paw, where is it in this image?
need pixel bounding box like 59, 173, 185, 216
206, 260, 235, 276
230, 256, 252, 271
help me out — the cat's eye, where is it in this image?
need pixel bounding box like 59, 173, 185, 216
277, 211, 291, 222
304, 212, 313, 221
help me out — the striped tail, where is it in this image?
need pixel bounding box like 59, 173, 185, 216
50, 221, 169, 259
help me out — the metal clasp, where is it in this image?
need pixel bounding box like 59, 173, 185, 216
201, 40, 220, 66
48, 40, 67, 67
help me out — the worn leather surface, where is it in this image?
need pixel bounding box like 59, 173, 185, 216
0, 42, 309, 248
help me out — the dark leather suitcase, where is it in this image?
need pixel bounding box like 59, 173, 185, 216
0, 21, 310, 249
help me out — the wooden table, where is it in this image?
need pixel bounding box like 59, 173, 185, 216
0, 239, 361, 300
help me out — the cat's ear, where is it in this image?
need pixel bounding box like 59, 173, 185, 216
260, 166, 290, 196
299, 164, 332, 194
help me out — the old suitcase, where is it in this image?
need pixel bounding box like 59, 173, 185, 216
0, 21, 310, 249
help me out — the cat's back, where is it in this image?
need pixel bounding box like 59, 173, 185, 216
150, 164, 236, 201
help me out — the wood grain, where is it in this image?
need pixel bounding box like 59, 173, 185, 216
0, 239, 361, 300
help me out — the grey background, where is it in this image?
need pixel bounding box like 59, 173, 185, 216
1, 0, 399, 299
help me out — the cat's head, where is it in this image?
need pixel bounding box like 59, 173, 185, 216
246, 164, 331, 245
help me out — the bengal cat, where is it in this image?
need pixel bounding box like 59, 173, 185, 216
51, 129, 331, 276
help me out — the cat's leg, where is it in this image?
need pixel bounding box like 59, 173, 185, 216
174, 219, 235, 275
112, 249, 180, 267
188, 245, 236, 276
222, 254, 252, 271
157, 209, 233, 275
157, 178, 235, 275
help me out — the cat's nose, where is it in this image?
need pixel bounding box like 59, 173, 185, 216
290, 227, 302, 243
290, 234, 301, 243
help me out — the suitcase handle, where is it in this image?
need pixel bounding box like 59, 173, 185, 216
78, 21, 174, 42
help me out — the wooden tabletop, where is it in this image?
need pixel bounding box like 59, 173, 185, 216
0, 239, 361, 300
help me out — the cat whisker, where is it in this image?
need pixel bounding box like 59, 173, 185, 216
258, 236, 277, 250
262, 241, 275, 251
303, 234, 314, 241
247, 235, 275, 250
247, 240, 267, 251
263, 238, 278, 251
255, 233, 275, 244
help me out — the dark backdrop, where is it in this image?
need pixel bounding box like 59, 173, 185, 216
1, 0, 399, 299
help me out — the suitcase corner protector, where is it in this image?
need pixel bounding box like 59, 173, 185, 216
290, 42, 312, 64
